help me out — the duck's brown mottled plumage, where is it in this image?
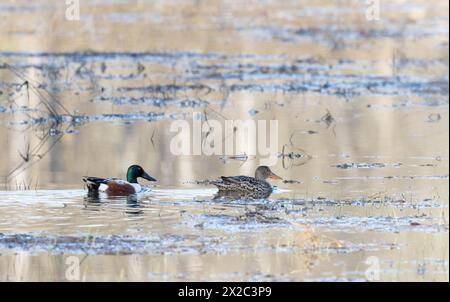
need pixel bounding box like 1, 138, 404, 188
212, 166, 282, 197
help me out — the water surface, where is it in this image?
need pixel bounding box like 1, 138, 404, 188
0, 0, 448, 281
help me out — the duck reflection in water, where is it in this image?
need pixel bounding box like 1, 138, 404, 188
83, 192, 144, 215
214, 189, 273, 200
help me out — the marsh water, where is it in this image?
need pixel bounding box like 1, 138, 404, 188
0, 0, 448, 281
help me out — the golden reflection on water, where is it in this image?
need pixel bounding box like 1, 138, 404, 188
0, 0, 448, 281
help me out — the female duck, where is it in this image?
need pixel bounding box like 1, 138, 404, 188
212, 166, 282, 196
83, 165, 156, 196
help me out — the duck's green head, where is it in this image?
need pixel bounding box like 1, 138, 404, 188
126, 165, 157, 184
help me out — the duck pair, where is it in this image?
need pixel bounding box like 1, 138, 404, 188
83, 165, 282, 197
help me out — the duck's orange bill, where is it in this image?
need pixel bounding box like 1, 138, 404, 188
269, 172, 282, 180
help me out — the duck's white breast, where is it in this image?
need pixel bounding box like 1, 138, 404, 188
98, 183, 109, 192
131, 183, 141, 193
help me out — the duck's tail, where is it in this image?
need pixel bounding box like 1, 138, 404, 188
82, 177, 108, 192
210, 177, 236, 191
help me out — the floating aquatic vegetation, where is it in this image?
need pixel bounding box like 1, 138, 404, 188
1, 52, 448, 101
7, 112, 178, 127
367, 98, 449, 109
116, 97, 211, 109
0, 0, 448, 283
219, 154, 252, 164
320, 110, 335, 129
248, 108, 259, 116
427, 113, 441, 122
279, 144, 312, 169
0, 233, 221, 255
282, 179, 303, 184
332, 162, 386, 169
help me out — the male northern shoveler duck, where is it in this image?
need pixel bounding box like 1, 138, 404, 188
83, 165, 156, 196
212, 166, 282, 197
